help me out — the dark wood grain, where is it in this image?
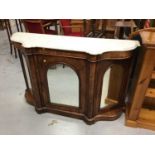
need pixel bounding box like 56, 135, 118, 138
12, 42, 135, 124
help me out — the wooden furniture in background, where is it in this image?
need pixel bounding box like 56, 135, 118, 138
59, 19, 85, 36
126, 28, 155, 130
15, 19, 23, 32
71, 19, 84, 33
11, 32, 139, 124
4, 20, 18, 58
2, 19, 24, 58
0, 19, 5, 30
102, 19, 116, 38
23, 19, 58, 34
115, 20, 137, 39
83, 19, 107, 38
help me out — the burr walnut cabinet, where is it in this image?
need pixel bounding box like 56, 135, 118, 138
11, 32, 139, 124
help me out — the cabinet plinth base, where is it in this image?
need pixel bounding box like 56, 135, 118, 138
25, 89, 34, 106
25, 89, 123, 125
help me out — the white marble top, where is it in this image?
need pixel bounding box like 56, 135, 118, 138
11, 32, 140, 55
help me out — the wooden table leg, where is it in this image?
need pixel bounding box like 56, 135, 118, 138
5, 19, 18, 58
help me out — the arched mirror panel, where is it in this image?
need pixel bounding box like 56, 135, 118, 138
47, 64, 79, 107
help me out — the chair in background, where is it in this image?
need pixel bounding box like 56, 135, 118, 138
114, 19, 137, 39
87, 19, 117, 39
0, 19, 5, 30
15, 19, 24, 32
23, 19, 58, 35
59, 19, 85, 37
4, 20, 18, 58
84, 19, 107, 38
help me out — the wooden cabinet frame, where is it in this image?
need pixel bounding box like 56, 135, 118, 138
11, 32, 139, 124
17, 48, 134, 124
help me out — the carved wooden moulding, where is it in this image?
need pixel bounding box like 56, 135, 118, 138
11, 32, 139, 124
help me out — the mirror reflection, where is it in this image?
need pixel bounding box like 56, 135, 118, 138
22, 55, 32, 89
100, 65, 123, 108
47, 64, 79, 107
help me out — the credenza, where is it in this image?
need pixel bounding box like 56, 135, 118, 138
11, 32, 139, 124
